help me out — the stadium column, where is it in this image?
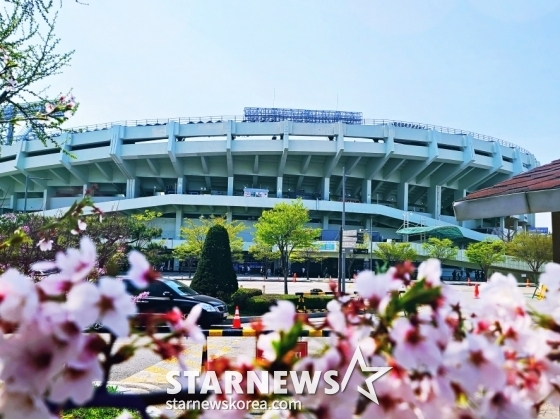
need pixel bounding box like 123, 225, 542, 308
322, 178, 330, 201
82, 183, 91, 197
499, 217, 505, 230
126, 179, 140, 198
427, 185, 442, 220
454, 189, 466, 227
174, 207, 183, 271
228, 177, 234, 196
226, 120, 234, 196
276, 177, 283, 198
322, 215, 329, 230
361, 179, 371, 204
396, 183, 409, 211
42, 187, 54, 211
177, 176, 187, 194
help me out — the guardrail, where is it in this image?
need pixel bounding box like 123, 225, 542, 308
9, 115, 535, 158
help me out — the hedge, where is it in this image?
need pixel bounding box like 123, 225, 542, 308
231, 294, 334, 316
231, 288, 263, 309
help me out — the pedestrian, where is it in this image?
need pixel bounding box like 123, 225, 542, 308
293, 272, 297, 282
452, 270, 457, 281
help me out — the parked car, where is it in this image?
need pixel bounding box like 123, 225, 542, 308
91, 278, 228, 330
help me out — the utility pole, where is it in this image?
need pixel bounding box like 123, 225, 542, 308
341, 166, 346, 294
369, 216, 373, 271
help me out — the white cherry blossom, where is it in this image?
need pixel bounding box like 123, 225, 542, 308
262, 300, 296, 333
54, 236, 97, 282
66, 277, 136, 336
0, 269, 38, 324
417, 258, 442, 286
127, 250, 157, 289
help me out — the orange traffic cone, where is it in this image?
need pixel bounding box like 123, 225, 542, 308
474, 283, 479, 299
232, 306, 242, 329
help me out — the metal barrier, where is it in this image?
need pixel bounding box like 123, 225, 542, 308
200, 329, 331, 367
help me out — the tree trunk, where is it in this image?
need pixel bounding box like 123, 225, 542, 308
282, 254, 289, 295
306, 260, 310, 280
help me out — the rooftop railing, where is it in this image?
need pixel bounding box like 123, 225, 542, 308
9, 115, 534, 158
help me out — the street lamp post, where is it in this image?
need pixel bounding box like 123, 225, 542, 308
337, 167, 347, 294
23, 175, 51, 213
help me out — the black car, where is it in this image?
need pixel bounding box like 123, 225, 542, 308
91, 278, 228, 330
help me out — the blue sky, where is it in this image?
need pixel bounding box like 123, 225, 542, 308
49, 0, 559, 228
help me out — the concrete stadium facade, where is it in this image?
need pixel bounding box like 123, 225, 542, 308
0, 115, 538, 271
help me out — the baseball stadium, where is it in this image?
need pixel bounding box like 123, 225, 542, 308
0, 107, 540, 277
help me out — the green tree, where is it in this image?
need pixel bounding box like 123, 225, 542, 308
190, 224, 238, 302
248, 241, 280, 278
173, 215, 246, 267
253, 200, 320, 294
292, 244, 324, 280
373, 242, 418, 266
422, 237, 459, 260
506, 232, 552, 281
465, 238, 506, 279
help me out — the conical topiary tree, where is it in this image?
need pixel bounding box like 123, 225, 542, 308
190, 224, 238, 300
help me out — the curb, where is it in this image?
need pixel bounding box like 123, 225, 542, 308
217, 311, 327, 326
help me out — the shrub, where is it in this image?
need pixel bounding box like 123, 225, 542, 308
236, 294, 333, 315
244, 294, 299, 315
190, 225, 238, 301
61, 386, 141, 419
231, 288, 263, 309
303, 295, 333, 310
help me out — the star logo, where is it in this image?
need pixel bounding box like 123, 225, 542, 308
339, 347, 392, 404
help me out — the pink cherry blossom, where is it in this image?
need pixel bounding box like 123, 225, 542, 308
54, 236, 97, 282
37, 238, 53, 251
262, 300, 296, 333
35, 302, 81, 343
355, 270, 400, 309
390, 318, 442, 373
49, 354, 103, 404
417, 258, 443, 286
444, 334, 506, 395
0, 391, 57, 419
166, 305, 205, 343
127, 250, 159, 289
78, 219, 87, 231
66, 277, 136, 336
0, 269, 38, 324
0, 325, 75, 395
479, 387, 533, 419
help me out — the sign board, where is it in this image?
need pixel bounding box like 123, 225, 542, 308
342, 241, 357, 248
529, 227, 549, 234
343, 230, 358, 237
244, 107, 363, 125
256, 341, 308, 360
